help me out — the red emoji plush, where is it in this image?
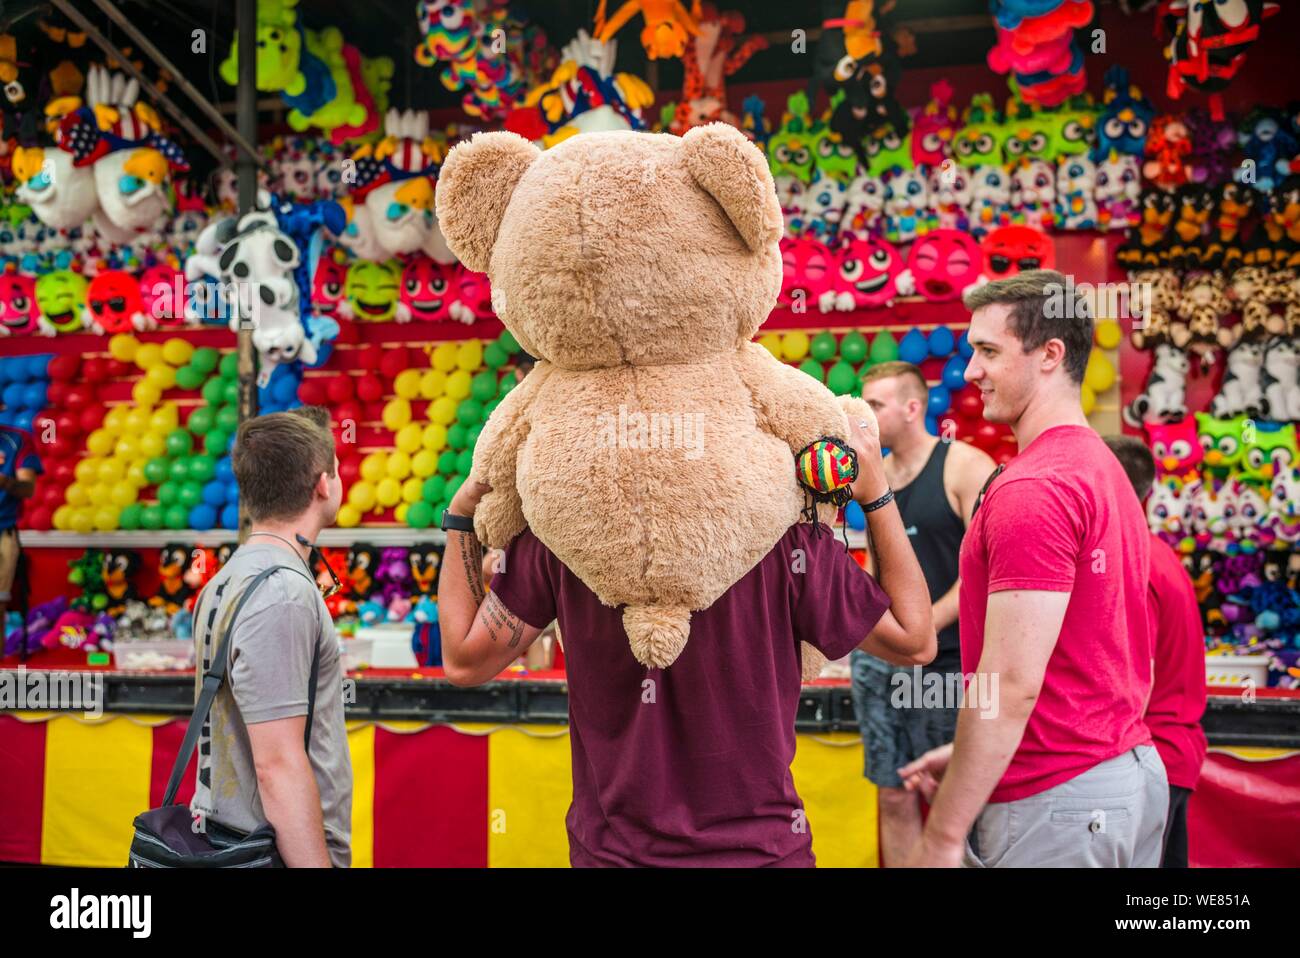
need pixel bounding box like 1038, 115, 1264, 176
87, 270, 152, 334
907, 229, 983, 301
311, 251, 347, 317
980, 225, 1056, 279
448, 265, 493, 324
0, 272, 39, 335
397, 255, 452, 322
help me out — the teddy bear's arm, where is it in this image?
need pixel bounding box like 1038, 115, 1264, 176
735, 341, 861, 451
468, 362, 549, 550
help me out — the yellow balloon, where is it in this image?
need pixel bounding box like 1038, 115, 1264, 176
386, 450, 412, 480
375, 477, 402, 508
161, 338, 194, 366
69, 507, 94, 533
395, 423, 423, 454
86, 428, 115, 457
1081, 383, 1097, 416
53, 505, 73, 531
88, 483, 111, 505
1095, 319, 1122, 350
140, 431, 166, 459
103, 406, 130, 434
419, 370, 446, 399
360, 452, 387, 484
402, 477, 424, 503
432, 342, 458, 372
93, 506, 119, 531
74, 458, 100, 484
411, 449, 438, 478
382, 398, 412, 431
1084, 349, 1115, 394
429, 396, 457, 426
444, 370, 471, 401
124, 409, 151, 435
150, 404, 179, 433
114, 434, 139, 462
110, 482, 137, 507
65, 482, 90, 507
394, 369, 422, 400
134, 342, 164, 370
394, 502, 410, 524
759, 333, 782, 357
126, 460, 148, 487
781, 331, 810, 362
97, 457, 125, 484
421, 422, 447, 452
133, 380, 162, 407
337, 503, 362, 528
456, 339, 483, 372
348, 480, 377, 512
147, 364, 176, 390
108, 334, 139, 362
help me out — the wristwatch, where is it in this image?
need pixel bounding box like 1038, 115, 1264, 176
440, 510, 476, 533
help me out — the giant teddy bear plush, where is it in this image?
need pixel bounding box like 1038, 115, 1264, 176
435, 124, 876, 677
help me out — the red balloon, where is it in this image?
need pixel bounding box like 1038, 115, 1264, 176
995, 446, 1017, 466
40, 484, 65, 508
379, 348, 410, 381
64, 386, 91, 410
24, 506, 53, 531
78, 406, 103, 432
50, 435, 79, 459
357, 345, 383, 370
297, 377, 327, 406
974, 423, 1000, 452
955, 389, 983, 419
47, 354, 80, 381
338, 456, 361, 484
104, 358, 132, 378
55, 413, 80, 438
52, 461, 76, 484
81, 357, 109, 383
46, 381, 71, 407
326, 375, 354, 404
356, 374, 385, 402
363, 401, 386, 424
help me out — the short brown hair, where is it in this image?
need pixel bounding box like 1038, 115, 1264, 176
962, 269, 1092, 384
861, 360, 928, 401
232, 407, 336, 521
1103, 435, 1155, 502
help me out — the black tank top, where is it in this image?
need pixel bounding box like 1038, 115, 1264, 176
893, 440, 965, 673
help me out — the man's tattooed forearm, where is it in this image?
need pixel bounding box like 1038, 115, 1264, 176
482, 591, 525, 648
456, 531, 485, 604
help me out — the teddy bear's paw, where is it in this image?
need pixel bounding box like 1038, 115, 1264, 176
800, 643, 827, 684
837, 396, 879, 440
473, 490, 526, 551
623, 605, 692, 669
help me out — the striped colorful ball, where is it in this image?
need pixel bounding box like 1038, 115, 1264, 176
797, 438, 856, 494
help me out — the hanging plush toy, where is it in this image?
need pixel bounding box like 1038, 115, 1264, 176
980, 224, 1056, 279
1143, 114, 1194, 191
349, 110, 441, 259
1092, 65, 1154, 162
666, 4, 766, 134
594, 0, 701, 60
1165, 0, 1279, 121
1164, 183, 1217, 270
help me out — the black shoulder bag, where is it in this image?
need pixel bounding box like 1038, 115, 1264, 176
128, 564, 320, 868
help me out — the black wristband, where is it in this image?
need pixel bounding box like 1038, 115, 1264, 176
440, 510, 477, 533
862, 488, 895, 513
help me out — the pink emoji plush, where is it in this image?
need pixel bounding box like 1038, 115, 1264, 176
448, 265, 493, 323
398, 255, 453, 322
0, 272, 39, 335
907, 228, 982, 302
311, 252, 348, 317
824, 234, 908, 311
139, 263, 185, 326
779, 235, 835, 310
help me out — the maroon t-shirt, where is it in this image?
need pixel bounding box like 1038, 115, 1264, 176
490, 523, 890, 867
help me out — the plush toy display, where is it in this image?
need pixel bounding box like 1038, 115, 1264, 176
911, 81, 959, 167
823, 234, 909, 311
906, 228, 982, 302
34, 269, 88, 335
436, 124, 876, 675
1092, 66, 1154, 161
0, 271, 39, 335
86, 269, 152, 334
349, 109, 442, 258
1055, 153, 1098, 229
1095, 152, 1142, 230
1164, 0, 1280, 121
953, 94, 1005, 168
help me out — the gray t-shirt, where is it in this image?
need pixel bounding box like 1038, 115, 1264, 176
189, 541, 352, 867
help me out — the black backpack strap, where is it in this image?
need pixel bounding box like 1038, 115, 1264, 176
163, 564, 316, 807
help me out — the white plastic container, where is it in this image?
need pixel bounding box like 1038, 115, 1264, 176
113, 639, 195, 672
1205, 654, 1271, 688
340, 637, 376, 672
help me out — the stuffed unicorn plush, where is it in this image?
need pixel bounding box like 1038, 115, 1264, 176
1010, 159, 1056, 231
842, 172, 885, 234
1227, 478, 1270, 552
801, 172, 848, 241
1265, 458, 1300, 546
882, 167, 929, 244
926, 163, 971, 231
1095, 151, 1141, 230
1055, 154, 1098, 229
1147, 476, 1196, 550
966, 164, 1011, 236
1190, 479, 1236, 552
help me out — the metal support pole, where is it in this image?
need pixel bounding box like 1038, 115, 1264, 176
236, 0, 259, 544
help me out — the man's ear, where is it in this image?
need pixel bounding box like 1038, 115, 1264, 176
681, 122, 783, 252
434, 131, 540, 273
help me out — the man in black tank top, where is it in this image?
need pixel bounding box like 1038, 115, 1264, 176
851, 361, 997, 867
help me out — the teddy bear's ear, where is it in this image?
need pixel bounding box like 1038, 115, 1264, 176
681, 123, 783, 253
435, 131, 540, 273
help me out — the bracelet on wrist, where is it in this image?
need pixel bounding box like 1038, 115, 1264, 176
862, 488, 895, 513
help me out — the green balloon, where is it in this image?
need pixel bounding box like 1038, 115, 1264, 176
157, 482, 179, 506
810, 332, 838, 362
482, 343, 508, 369
165, 429, 193, 457
483, 398, 500, 419
456, 449, 475, 476
826, 361, 858, 396
216, 404, 239, 434
456, 399, 483, 427
446, 474, 465, 499
840, 330, 868, 364
168, 458, 190, 483
465, 422, 483, 449
176, 365, 204, 391
406, 500, 435, 529
179, 481, 203, 509
446, 422, 468, 451
186, 406, 214, 435
496, 330, 518, 354
437, 450, 459, 476
143, 457, 169, 485
201, 377, 225, 406
798, 358, 825, 382
191, 347, 219, 374
92, 593, 108, 611
222, 380, 239, 405
189, 454, 216, 483
219, 352, 239, 379
498, 375, 516, 398
204, 428, 230, 456
470, 372, 497, 403
140, 504, 164, 530
119, 503, 143, 530
869, 330, 899, 363
164, 504, 190, 530
422, 475, 446, 503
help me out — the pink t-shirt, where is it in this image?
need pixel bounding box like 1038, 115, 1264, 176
1145, 533, 1208, 790
959, 424, 1154, 803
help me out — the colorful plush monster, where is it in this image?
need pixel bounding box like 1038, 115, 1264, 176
953, 94, 1005, 168
12, 144, 99, 231
811, 126, 860, 184
1002, 108, 1056, 166
912, 80, 959, 167
0, 272, 38, 335
86, 269, 151, 334
138, 263, 184, 326
1092, 65, 1154, 161
828, 52, 910, 164
1241, 423, 1297, 487
397, 255, 453, 322
967, 164, 1013, 236
1146, 418, 1204, 481
824, 233, 909, 311
1042, 96, 1097, 158
768, 128, 815, 184
34, 269, 87, 334
349, 109, 441, 258
906, 228, 982, 302
1196, 413, 1248, 476
341, 259, 401, 322
882, 167, 928, 244
1055, 153, 1098, 229
863, 126, 912, 178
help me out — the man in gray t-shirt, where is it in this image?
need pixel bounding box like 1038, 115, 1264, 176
190, 406, 351, 867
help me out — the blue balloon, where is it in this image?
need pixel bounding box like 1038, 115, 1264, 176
928, 325, 956, 357
259, 400, 281, 414
215, 456, 234, 484
202, 479, 228, 508
844, 499, 866, 531
189, 504, 218, 531
957, 330, 973, 359
942, 355, 968, 391
2, 383, 24, 407
925, 415, 938, 436
927, 385, 952, 418
220, 504, 240, 529
14, 411, 33, 432
271, 368, 300, 404
225, 480, 239, 504
22, 383, 47, 409
25, 355, 50, 381
897, 327, 929, 365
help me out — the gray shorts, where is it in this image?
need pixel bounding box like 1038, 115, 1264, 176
850, 650, 958, 789
964, 745, 1170, 868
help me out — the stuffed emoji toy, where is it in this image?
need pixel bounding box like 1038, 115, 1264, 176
435, 125, 876, 674
397, 255, 453, 322
779, 235, 835, 311
340, 258, 401, 322
980, 224, 1055, 279
12, 143, 99, 231
34, 268, 88, 335
448, 264, 493, 323
0, 271, 39, 335
311, 249, 347, 317
87, 269, 152, 334
906, 228, 982, 302
824, 233, 909, 311
139, 263, 185, 327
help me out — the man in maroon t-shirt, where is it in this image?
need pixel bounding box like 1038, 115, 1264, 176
1104, 435, 1208, 868
438, 417, 936, 867
899, 271, 1168, 867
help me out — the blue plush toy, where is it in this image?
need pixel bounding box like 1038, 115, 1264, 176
410, 595, 441, 667
1092, 66, 1154, 161
1236, 108, 1299, 193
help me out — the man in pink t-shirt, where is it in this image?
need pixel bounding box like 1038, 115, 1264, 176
1104, 435, 1208, 868
900, 270, 1168, 867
